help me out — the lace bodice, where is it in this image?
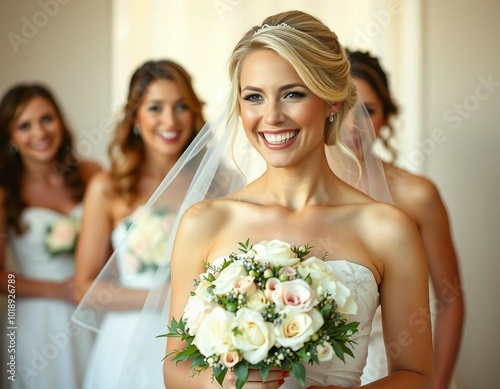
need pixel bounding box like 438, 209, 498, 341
290, 260, 379, 388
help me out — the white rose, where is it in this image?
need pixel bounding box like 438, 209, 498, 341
274, 309, 324, 351
272, 279, 319, 315
183, 294, 217, 336
194, 278, 214, 302
212, 260, 247, 295
316, 342, 334, 362
46, 218, 79, 253
220, 350, 241, 368
232, 308, 275, 365
295, 257, 333, 288
246, 290, 268, 312
193, 307, 234, 356
334, 281, 358, 315
234, 275, 257, 295
252, 240, 299, 267
316, 276, 338, 298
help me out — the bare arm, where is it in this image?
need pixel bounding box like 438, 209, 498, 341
164, 202, 224, 389
411, 182, 464, 389
74, 172, 114, 301
364, 205, 433, 388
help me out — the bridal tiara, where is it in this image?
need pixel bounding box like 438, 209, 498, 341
254, 22, 294, 35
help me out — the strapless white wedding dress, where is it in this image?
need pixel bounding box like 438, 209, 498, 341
2, 206, 93, 389
82, 216, 162, 389
281, 260, 379, 388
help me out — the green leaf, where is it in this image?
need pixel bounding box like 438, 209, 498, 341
331, 341, 346, 362
291, 362, 306, 387
214, 366, 228, 387
259, 364, 271, 381
234, 360, 250, 389
238, 238, 252, 253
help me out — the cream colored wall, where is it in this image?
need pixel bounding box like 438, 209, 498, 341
422, 1, 500, 387
0, 0, 112, 166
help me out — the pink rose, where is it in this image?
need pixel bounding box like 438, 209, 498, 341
234, 275, 257, 295
272, 279, 319, 314
264, 277, 281, 302
220, 350, 241, 368
278, 266, 296, 279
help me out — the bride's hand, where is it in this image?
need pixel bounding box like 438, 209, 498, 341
223, 369, 287, 389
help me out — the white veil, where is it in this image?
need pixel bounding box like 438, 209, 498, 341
71, 95, 391, 388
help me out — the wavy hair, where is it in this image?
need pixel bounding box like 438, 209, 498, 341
108, 60, 205, 203
228, 10, 358, 147
347, 50, 399, 162
0, 84, 85, 234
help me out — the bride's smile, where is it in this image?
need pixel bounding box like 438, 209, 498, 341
239, 49, 332, 168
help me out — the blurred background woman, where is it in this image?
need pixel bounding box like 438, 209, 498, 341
74, 59, 205, 389
0, 84, 101, 389
347, 50, 464, 389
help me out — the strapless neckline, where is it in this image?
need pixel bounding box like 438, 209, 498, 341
22, 204, 82, 216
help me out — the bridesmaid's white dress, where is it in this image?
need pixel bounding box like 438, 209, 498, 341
281, 260, 379, 388
82, 217, 162, 389
2, 206, 93, 389
361, 287, 458, 388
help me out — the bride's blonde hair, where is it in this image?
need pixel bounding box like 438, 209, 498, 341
228, 10, 358, 146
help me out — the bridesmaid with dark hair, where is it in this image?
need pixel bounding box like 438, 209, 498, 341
0, 83, 101, 388
347, 50, 464, 389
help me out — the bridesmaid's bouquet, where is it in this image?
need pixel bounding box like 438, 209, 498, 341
161, 239, 359, 388
123, 207, 175, 273
45, 217, 80, 256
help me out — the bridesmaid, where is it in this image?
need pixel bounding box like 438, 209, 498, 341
347, 50, 464, 389
74, 60, 205, 389
0, 84, 101, 388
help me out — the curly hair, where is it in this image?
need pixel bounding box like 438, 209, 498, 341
347, 50, 399, 162
0, 84, 85, 234
108, 60, 205, 203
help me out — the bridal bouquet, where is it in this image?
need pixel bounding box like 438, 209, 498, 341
123, 207, 174, 273
45, 217, 80, 256
162, 239, 359, 388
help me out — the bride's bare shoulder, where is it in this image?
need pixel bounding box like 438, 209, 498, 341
179, 197, 239, 228
355, 201, 421, 258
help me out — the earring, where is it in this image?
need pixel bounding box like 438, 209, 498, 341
8, 144, 18, 155
329, 112, 335, 123
133, 125, 141, 136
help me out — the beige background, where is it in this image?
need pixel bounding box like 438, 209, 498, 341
1, 0, 499, 387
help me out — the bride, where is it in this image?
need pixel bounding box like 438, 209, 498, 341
164, 10, 433, 389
